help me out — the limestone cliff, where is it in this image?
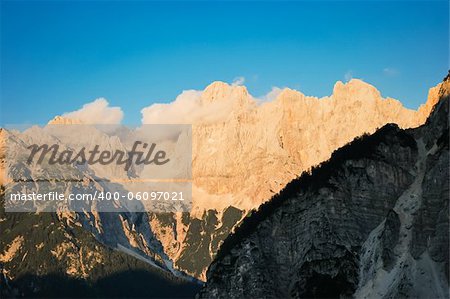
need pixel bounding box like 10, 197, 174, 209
198, 76, 449, 298
190, 79, 430, 214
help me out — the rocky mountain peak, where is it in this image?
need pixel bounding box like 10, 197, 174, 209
201, 81, 251, 107
273, 88, 309, 104
416, 78, 449, 123
332, 79, 382, 103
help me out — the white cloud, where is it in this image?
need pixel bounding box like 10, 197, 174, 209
141, 82, 294, 125
231, 76, 245, 86
257, 87, 283, 103
63, 98, 123, 124
141, 89, 240, 124
141, 90, 203, 124
383, 67, 399, 77
344, 70, 353, 82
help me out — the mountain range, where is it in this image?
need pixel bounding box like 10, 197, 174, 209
0, 76, 447, 297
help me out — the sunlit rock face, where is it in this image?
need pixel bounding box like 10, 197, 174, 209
161, 79, 434, 279
0, 79, 441, 281
198, 77, 449, 298
190, 79, 433, 214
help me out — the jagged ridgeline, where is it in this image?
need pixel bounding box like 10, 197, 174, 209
199, 74, 449, 298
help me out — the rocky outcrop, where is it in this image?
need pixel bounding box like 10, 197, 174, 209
198, 76, 449, 298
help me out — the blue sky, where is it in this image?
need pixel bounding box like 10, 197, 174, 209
1, 0, 448, 125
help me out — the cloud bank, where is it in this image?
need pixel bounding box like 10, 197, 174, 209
63, 98, 123, 124
258, 87, 283, 102
141, 89, 241, 124
141, 82, 287, 125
